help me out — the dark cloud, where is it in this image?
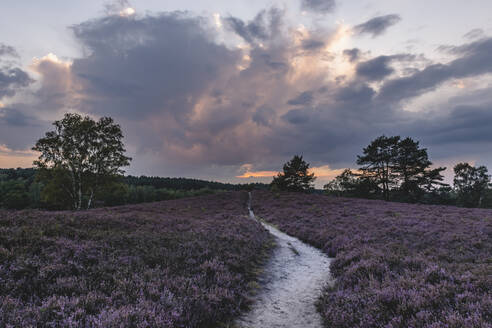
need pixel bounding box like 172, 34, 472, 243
282, 109, 310, 124
225, 8, 283, 44
356, 54, 415, 81
0, 106, 48, 150
335, 82, 376, 105
301, 39, 325, 51
343, 48, 361, 62
252, 106, 276, 126
0, 67, 33, 99
356, 56, 394, 81
378, 37, 492, 103
301, 0, 336, 14
287, 91, 314, 106
70, 12, 240, 120
354, 14, 401, 37
463, 28, 484, 40
0, 106, 39, 127
0, 44, 19, 58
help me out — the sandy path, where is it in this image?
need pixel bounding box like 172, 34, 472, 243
235, 193, 333, 328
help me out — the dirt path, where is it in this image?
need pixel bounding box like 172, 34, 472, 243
235, 193, 333, 328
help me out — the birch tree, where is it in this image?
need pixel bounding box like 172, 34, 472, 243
33, 113, 131, 210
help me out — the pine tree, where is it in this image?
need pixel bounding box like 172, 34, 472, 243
271, 155, 316, 192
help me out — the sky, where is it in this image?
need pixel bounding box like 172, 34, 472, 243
1, 0, 492, 187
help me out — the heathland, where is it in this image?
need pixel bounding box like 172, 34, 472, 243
0, 190, 491, 327
252, 190, 492, 327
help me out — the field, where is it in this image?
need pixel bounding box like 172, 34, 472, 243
252, 191, 492, 328
0, 192, 272, 327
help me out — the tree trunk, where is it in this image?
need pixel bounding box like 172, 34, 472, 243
69, 168, 78, 210
77, 171, 82, 210
87, 188, 94, 210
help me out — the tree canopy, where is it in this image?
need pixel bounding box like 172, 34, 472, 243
271, 155, 316, 192
32, 113, 131, 210
328, 136, 446, 202
453, 162, 491, 207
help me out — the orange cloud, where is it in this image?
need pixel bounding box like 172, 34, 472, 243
236, 165, 346, 180
236, 170, 279, 178
310, 165, 346, 179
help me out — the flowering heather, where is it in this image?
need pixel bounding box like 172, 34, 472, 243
252, 191, 492, 328
0, 192, 272, 327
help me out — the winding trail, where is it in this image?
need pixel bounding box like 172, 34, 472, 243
235, 193, 333, 328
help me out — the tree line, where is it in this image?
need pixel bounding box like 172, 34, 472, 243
0, 168, 268, 210
324, 135, 492, 208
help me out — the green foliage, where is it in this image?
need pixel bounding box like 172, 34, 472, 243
0, 168, 264, 210
0, 179, 29, 209
357, 135, 400, 200
32, 113, 131, 210
271, 155, 316, 192
354, 135, 446, 201
453, 162, 491, 207
324, 169, 378, 198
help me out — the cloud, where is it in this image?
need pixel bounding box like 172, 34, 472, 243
301, 38, 326, 51
287, 91, 314, 106
0, 44, 19, 58
378, 37, 492, 103
252, 106, 276, 126
300, 0, 336, 14
356, 56, 394, 81
224, 8, 283, 44
282, 109, 311, 124
0, 67, 33, 99
343, 48, 361, 62
104, 0, 135, 17
356, 54, 415, 81
354, 14, 401, 38
29, 53, 77, 113
3, 6, 492, 186
70, 12, 240, 122
0, 105, 49, 150
463, 28, 484, 40
236, 170, 278, 178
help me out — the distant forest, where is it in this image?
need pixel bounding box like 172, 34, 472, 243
0, 168, 268, 210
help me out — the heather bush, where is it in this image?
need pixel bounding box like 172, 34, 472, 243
0, 192, 273, 327
252, 191, 492, 327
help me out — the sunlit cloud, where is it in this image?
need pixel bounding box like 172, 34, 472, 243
452, 80, 466, 89
213, 13, 222, 28
119, 7, 135, 17
236, 170, 279, 178
310, 165, 346, 179
31, 53, 72, 69
236, 165, 346, 180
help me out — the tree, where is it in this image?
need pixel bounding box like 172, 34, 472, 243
453, 162, 491, 207
357, 136, 400, 200
393, 137, 446, 201
324, 169, 356, 196
357, 136, 447, 201
32, 113, 131, 210
324, 169, 378, 198
271, 155, 316, 192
